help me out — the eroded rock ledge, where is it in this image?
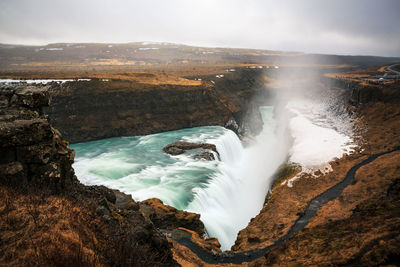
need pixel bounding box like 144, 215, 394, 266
140, 198, 205, 237
0, 85, 76, 191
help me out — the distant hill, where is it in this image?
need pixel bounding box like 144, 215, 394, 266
0, 42, 398, 72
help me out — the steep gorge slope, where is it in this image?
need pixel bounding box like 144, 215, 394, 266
43, 68, 268, 143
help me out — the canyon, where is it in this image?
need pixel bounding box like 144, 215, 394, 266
1, 46, 400, 266
41, 67, 268, 143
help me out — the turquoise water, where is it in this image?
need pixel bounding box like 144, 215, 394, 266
71, 126, 238, 210
71, 106, 285, 250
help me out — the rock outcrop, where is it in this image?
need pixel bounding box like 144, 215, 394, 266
43, 79, 233, 143
194, 151, 215, 161
163, 141, 218, 160
0, 85, 76, 192
205, 68, 270, 136
140, 198, 205, 237
0, 85, 179, 266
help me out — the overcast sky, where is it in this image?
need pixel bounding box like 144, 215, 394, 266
0, 0, 399, 57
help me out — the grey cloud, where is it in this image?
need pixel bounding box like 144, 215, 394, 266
0, 0, 399, 57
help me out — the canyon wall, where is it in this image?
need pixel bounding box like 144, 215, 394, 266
43, 68, 269, 143
197, 68, 270, 135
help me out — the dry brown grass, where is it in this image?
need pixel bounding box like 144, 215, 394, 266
0, 185, 177, 266
90, 72, 202, 86
0, 187, 104, 266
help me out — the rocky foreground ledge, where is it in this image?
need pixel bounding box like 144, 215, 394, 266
0, 85, 76, 191
0, 85, 196, 266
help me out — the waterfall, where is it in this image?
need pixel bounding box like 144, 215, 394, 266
71, 106, 290, 251
188, 106, 288, 250
71, 100, 354, 252
214, 129, 244, 165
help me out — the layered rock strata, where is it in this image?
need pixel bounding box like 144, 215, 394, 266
43, 68, 269, 143
44, 79, 232, 143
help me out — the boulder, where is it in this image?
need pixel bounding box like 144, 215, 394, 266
163, 141, 218, 159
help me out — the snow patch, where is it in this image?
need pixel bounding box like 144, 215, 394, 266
44, 48, 63, 51
0, 79, 91, 84
138, 47, 159, 51
249, 66, 264, 69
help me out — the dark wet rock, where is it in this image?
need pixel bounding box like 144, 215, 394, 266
114, 190, 139, 211
194, 151, 215, 161
163, 141, 217, 156
225, 117, 239, 135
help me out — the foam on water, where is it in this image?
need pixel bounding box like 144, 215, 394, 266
285, 98, 356, 186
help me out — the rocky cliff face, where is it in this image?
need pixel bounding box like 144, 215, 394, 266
198, 67, 270, 136
0, 85, 76, 192
44, 79, 233, 143
0, 85, 180, 266
43, 68, 269, 143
